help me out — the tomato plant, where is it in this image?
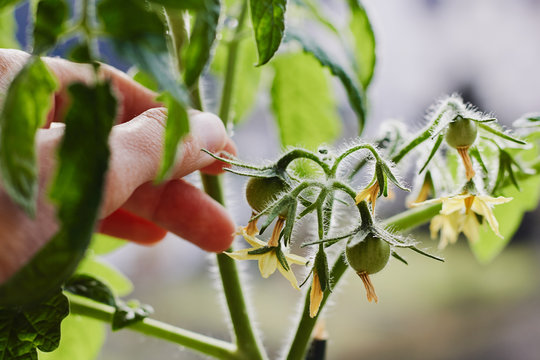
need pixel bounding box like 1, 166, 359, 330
0, 1, 539, 360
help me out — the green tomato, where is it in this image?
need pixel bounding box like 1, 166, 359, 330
245, 176, 290, 216
346, 232, 390, 275
445, 116, 478, 148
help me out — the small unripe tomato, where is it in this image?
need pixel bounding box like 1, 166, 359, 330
346, 232, 390, 275
245, 176, 290, 216
445, 116, 478, 148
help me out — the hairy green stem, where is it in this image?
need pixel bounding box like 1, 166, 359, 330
68, 295, 237, 359
218, 1, 248, 123
286, 254, 349, 360
331, 143, 380, 176
392, 109, 448, 163
277, 149, 331, 175
201, 175, 266, 360
384, 203, 441, 231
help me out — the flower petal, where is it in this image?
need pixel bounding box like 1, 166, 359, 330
225, 248, 262, 261
277, 262, 301, 290
238, 228, 267, 248
429, 215, 444, 240
440, 197, 467, 214
355, 187, 372, 204
258, 252, 277, 278
285, 252, 308, 266
472, 199, 502, 237
310, 272, 324, 318
411, 196, 446, 207
462, 212, 480, 243
477, 195, 513, 205
440, 212, 461, 248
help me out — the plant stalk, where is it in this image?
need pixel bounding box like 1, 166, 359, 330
68, 295, 238, 359
166, 2, 266, 359
218, 1, 249, 123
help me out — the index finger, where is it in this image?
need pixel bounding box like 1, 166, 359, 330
0, 49, 160, 125
44, 55, 160, 124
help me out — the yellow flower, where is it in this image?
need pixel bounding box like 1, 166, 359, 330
309, 271, 324, 318
355, 182, 380, 210
429, 212, 462, 249
226, 227, 308, 290
414, 193, 512, 247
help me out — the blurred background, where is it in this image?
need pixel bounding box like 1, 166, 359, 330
9, 0, 540, 359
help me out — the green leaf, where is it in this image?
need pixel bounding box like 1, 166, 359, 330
88, 233, 127, 255
38, 314, 105, 360
155, 92, 190, 182
98, 0, 189, 103
478, 122, 527, 145
282, 200, 297, 246
147, 0, 203, 9
347, 0, 376, 89
247, 246, 274, 255
271, 52, 340, 148
75, 255, 133, 297
132, 69, 159, 92
314, 247, 329, 291
98, 0, 164, 39
250, 0, 287, 65
32, 0, 68, 55
0, 291, 69, 359
0, 56, 57, 217
183, 0, 220, 88
0, 0, 22, 10
0, 6, 19, 48
492, 149, 520, 193
0, 81, 116, 307
418, 134, 443, 173
470, 173, 540, 263
298, 0, 339, 35
64, 274, 117, 307
275, 246, 290, 271
375, 162, 386, 196
287, 29, 367, 134
112, 301, 153, 331
391, 251, 408, 265
67, 42, 93, 64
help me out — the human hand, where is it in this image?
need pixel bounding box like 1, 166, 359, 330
0, 49, 236, 282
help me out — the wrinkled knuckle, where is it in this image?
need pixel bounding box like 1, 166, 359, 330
141, 107, 168, 128
178, 134, 200, 170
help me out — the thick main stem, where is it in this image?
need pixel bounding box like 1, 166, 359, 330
166, 2, 265, 358
218, 1, 249, 123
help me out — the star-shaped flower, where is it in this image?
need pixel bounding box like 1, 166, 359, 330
429, 212, 462, 249
225, 227, 308, 290
355, 182, 380, 210
414, 193, 512, 247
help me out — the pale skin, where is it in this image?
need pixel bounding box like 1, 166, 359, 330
0, 49, 237, 282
